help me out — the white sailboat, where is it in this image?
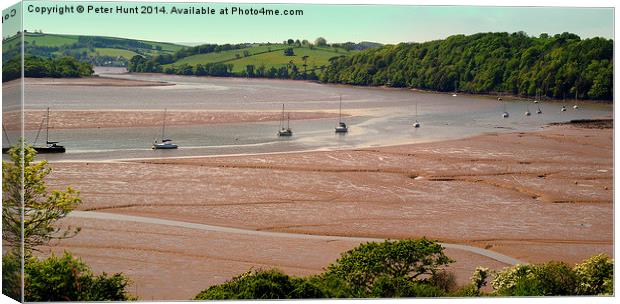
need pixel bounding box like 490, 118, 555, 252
335, 96, 348, 133
573, 89, 579, 109
502, 102, 510, 118
152, 109, 178, 149
413, 103, 420, 128
452, 80, 458, 97
277, 104, 293, 136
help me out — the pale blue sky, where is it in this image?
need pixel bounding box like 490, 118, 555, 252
5, 1, 615, 44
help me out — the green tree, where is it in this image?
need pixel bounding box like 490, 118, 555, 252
574, 254, 614, 295
2, 143, 82, 253
315, 37, 327, 47
283, 48, 295, 56
324, 239, 453, 296
491, 261, 582, 296
245, 65, 255, 77
194, 269, 326, 300
25, 252, 135, 301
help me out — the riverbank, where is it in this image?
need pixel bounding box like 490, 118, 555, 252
116, 71, 613, 104
23, 76, 174, 87
42, 122, 612, 299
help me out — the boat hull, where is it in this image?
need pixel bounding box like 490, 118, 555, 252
2, 146, 66, 154
152, 144, 178, 149
278, 130, 293, 137
35, 146, 66, 153
335, 127, 348, 133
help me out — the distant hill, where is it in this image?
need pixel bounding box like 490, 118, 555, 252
165, 44, 354, 74
321, 32, 613, 100
2, 32, 187, 66
129, 42, 358, 80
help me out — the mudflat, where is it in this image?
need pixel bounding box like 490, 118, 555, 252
44, 123, 612, 300
4, 110, 342, 131
23, 76, 173, 87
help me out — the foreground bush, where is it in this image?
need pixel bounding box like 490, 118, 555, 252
194, 269, 326, 300
2, 252, 21, 301
491, 254, 613, 296
324, 238, 453, 297
24, 252, 135, 301
195, 239, 454, 299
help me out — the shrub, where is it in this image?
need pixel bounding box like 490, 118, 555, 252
491, 261, 584, 296
370, 275, 445, 298
574, 254, 614, 295
194, 269, 327, 300
2, 252, 21, 301
24, 252, 135, 301
324, 239, 453, 296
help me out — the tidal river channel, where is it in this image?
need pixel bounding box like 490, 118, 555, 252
3, 68, 612, 161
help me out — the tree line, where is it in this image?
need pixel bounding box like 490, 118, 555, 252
2, 56, 94, 82
320, 32, 613, 100
194, 240, 613, 299
129, 53, 322, 80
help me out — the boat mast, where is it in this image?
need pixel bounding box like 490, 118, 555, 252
161, 108, 167, 140
287, 113, 290, 130
339, 96, 342, 123
46, 107, 50, 144
280, 104, 284, 130
2, 124, 11, 146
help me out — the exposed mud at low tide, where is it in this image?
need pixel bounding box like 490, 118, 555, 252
43, 124, 612, 300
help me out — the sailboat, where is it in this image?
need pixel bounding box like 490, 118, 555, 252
152, 109, 178, 149
536, 105, 543, 114
497, 91, 502, 101
524, 104, 531, 116
32, 107, 65, 153
277, 104, 293, 136
335, 96, 348, 133
502, 102, 510, 118
452, 80, 458, 97
2, 124, 11, 153
413, 103, 421, 128
573, 89, 579, 109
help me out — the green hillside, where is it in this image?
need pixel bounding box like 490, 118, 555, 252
1, 32, 188, 66
24, 33, 79, 47
164, 44, 353, 73
169, 44, 288, 66
321, 32, 613, 100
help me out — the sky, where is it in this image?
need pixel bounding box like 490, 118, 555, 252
3, 1, 615, 45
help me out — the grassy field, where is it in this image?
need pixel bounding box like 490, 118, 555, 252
18, 33, 186, 58
5, 32, 357, 74
89, 48, 140, 58
167, 44, 353, 73
169, 44, 288, 66
24, 33, 79, 47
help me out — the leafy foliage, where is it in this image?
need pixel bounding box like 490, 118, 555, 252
195, 239, 454, 299
574, 253, 614, 295
491, 255, 613, 296
193, 269, 326, 300
2, 142, 82, 252
3, 56, 93, 82
321, 32, 613, 100
324, 238, 453, 295
24, 252, 135, 301
2, 252, 21, 301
